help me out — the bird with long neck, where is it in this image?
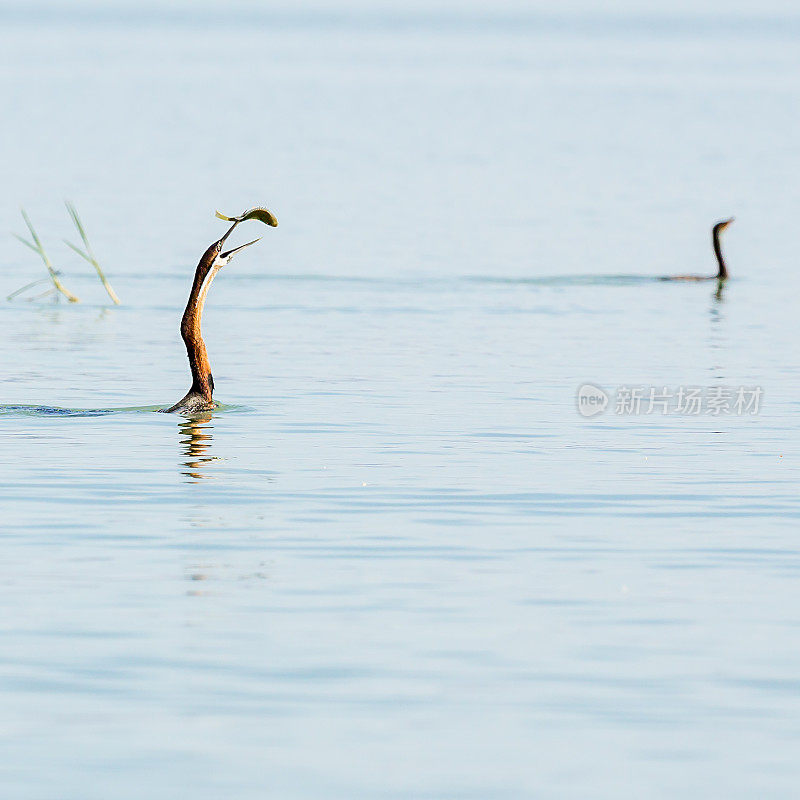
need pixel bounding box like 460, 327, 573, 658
166, 211, 276, 413
711, 218, 732, 279
661, 218, 734, 281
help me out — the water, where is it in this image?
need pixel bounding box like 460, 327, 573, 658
2, 4, 800, 798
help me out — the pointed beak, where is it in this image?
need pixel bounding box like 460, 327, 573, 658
221, 237, 262, 260
217, 220, 239, 248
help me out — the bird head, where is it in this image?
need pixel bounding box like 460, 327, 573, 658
210, 221, 262, 268
205, 207, 278, 268
713, 218, 734, 235
194, 209, 278, 294
191, 222, 263, 304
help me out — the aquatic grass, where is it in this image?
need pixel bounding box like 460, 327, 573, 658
64, 200, 120, 304
6, 276, 51, 301
9, 209, 79, 303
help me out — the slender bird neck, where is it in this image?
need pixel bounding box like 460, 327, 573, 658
180, 255, 219, 401
713, 228, 728, 279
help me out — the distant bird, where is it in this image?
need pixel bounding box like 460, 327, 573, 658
165, 208, 278, 413
661, 218, 734, 281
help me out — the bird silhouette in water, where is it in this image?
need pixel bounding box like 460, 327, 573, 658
660, 218, 733, 282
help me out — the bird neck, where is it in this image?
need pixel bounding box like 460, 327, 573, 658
180, 258, 219, 401
713, 228, 728, 279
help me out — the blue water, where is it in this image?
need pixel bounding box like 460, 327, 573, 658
2, 4, 800, 798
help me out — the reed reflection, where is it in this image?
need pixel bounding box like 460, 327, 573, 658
178, 413, 217, 481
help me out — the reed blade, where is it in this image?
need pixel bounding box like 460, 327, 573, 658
7, 277, 49, 300
12, 233, 39, 254
64, 239, 94, 265
12, 209, 80, 303
64, 201, 120, 304
28, 287, 57, 301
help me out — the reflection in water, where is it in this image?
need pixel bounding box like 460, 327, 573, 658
179, 413, 217, 481
708, 280, 728, 381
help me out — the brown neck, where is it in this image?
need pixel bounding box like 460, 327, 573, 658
713, 228, 728, 279
180, 252, 220, 402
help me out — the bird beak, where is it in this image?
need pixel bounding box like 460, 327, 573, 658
723, 217, 734, 229
221, 237, 262, 260
217, 221, 240, 248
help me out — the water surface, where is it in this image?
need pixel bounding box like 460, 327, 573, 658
1, 5, 800, 799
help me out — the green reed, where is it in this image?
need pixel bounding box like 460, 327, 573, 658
64, 201, 120, 305
9, 209, 79, 303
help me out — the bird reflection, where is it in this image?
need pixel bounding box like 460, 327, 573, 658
178, 413, 217, 481
707, 281, 728, 381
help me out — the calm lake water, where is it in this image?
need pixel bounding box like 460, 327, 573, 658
2, 4, 800, 798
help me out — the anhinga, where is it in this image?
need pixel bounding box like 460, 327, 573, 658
661, 218, 734, 281
165, 208, 278, 413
